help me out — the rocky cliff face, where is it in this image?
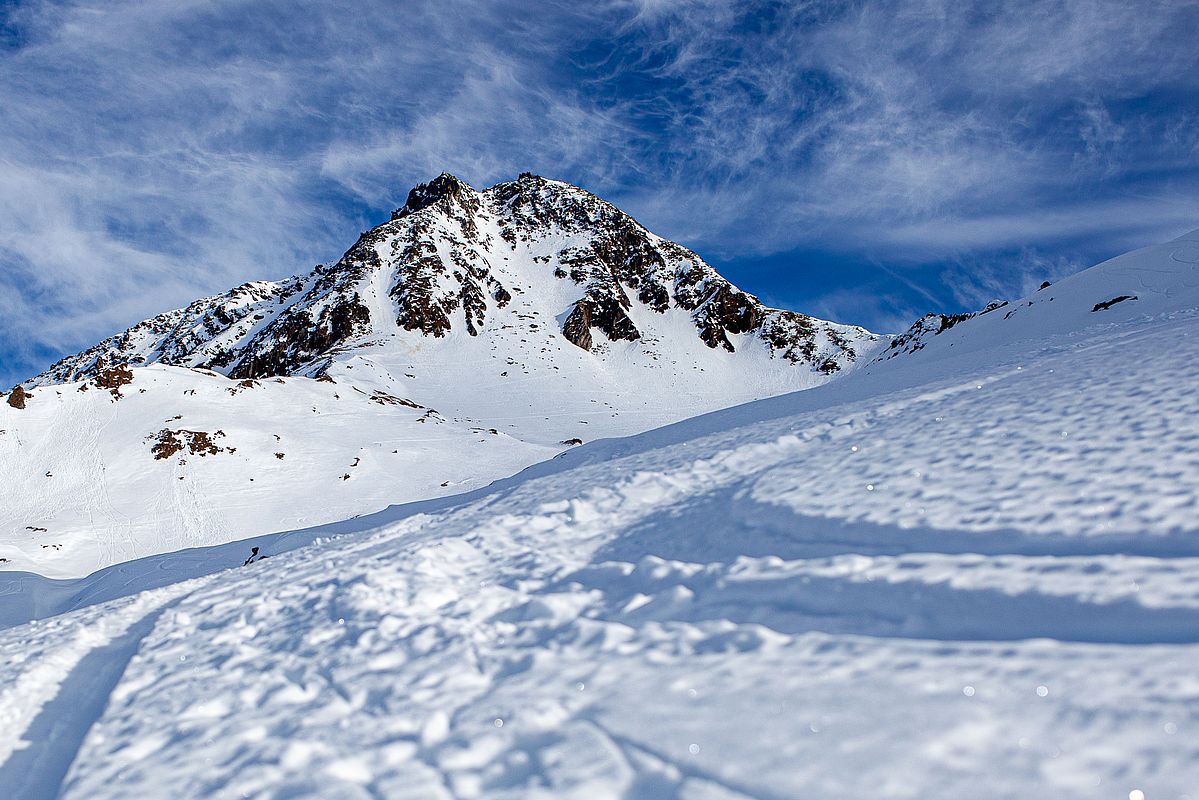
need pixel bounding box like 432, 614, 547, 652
30, 173, 877, 386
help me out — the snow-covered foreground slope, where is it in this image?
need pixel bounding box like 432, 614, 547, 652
1, 173, 879, 579
1, 230, 1198, 797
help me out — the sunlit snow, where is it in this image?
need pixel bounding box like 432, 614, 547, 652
1, 229, 1198, 796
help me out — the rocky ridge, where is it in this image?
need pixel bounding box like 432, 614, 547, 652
29, 173, 876, 386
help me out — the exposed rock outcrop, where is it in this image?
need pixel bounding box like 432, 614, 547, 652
151, 429, 228, 460
877, 301, 1008, 360
6, 385, 28, 409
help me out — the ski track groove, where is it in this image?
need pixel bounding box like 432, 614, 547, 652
0, 596, 187, 799
0, 575, 214, 788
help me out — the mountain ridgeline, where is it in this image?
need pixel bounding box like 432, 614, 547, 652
31, 173, 875, 386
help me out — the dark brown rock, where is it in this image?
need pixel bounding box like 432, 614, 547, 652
561, 291, 641, 352
693, 285, 763, 352
151, 429, 227, 460
93, 362, 134, 397
230, 295, 373, 378
1092, 295, 1137, 312
562, 303, 595, 351
6, 386, 27, 409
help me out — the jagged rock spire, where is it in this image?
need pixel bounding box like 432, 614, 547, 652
392, 173, 470, 219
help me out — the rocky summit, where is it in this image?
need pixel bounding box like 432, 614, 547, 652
31, 173, 877, 386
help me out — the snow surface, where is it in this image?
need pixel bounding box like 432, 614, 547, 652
1, 229, 1199, 797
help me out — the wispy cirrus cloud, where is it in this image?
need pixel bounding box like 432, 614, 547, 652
2, 0, 1198, 385
606, 0, 1199, 251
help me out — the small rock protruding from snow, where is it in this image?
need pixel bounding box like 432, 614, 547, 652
5, 386, 27, 409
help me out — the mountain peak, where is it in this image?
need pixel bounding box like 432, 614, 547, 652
29, 173, 880, 387
392, 172, 474, 220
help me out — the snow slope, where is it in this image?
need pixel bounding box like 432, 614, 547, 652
1, 174, 880, 578
0, 366, 555, 577
0, 230, 1197, 797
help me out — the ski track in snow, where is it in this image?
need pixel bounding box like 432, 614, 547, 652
0, 576, 216, 796
3, 234, 1199, 797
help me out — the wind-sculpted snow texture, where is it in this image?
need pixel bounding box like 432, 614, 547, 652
1, 229, 1198, 797
1, 174, 879, 578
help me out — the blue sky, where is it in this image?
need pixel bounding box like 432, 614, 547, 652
2, 0, 1199, 388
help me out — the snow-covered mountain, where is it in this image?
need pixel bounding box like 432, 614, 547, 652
2, 228, 1197, 798
29, 172, 872, 385
1, 173, 880, 578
